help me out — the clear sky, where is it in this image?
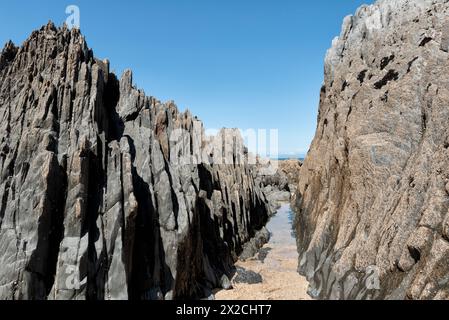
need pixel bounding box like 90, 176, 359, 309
0, 0, 374, 157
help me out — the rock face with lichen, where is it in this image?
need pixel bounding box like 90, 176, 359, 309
294, 0, 449, 300
0, 23, 270, 300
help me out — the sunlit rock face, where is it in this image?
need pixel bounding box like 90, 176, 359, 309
294, 0, 449, 300
0, 23, 270, 300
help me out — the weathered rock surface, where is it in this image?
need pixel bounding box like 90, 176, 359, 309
278, 160, 302, 189
0, 23, 270, 300
294, 0, 449, 300
255, 159, 302, 212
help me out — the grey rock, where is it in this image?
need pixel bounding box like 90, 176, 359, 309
219, 274, 233, 290
0, 23, 271, 300
164, 290, 174, 301
257, 247, 272, 263
239, 227, 270, 261
255, 158, 301, 212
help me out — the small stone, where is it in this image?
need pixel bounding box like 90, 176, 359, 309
220, 275, 233, 290
233, 267, 263, 285
164, 291, 174, 301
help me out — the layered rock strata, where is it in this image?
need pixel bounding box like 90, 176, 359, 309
0, 23, 270, 300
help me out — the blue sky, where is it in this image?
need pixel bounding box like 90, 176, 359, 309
0, 0, 374, 157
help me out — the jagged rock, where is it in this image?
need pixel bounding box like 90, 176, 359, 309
254, 159, 302, 212
0, 23, 270, 300
278, 159, 302, 192
294, 0, 449, 300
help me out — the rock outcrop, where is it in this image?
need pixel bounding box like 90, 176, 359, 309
278, 159, 302, 193
255, 159, 291, 212
255, 158, 302, 212
294, 0, 449, 300
0, 23, 270, 300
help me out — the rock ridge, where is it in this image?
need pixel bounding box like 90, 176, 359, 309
0, 22, 270, 300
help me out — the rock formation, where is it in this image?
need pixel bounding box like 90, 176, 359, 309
278, 159, 302, 192
294, 0, 449, 300
0, 22, 270, 300
255, 159, 290, 212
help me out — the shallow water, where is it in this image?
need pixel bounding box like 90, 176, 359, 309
267, 205, 298, 255
215, 204, 311, 300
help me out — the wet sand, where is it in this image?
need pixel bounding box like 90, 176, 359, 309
215, 205, 311, 300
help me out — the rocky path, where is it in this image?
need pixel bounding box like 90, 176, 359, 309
215, 205, 311, 300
